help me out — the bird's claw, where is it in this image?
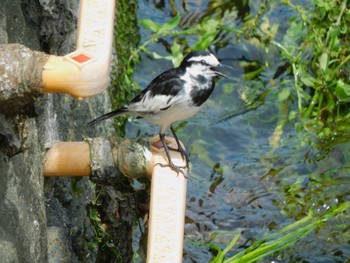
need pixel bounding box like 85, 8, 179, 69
168, 145, 189, 163
156, 162, 188, 177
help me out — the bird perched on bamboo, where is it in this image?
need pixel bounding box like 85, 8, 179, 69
89, 50, 232, 175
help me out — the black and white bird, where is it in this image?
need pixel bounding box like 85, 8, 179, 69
89, 50, 231, 174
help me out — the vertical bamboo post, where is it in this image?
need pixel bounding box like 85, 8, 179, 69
147, 136, 188, 262
42, 0, 115, 98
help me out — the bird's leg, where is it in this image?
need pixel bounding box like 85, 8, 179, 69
157, 133, 187, 176
168, 125, 189, 166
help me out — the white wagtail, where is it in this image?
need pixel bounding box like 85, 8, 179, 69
89, 50, 232, 175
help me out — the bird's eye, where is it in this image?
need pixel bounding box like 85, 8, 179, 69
200, 59, 206, 65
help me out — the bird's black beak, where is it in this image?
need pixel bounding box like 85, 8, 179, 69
213, 64, 234, 79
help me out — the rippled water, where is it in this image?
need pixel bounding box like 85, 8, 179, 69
127, 1, 350, 262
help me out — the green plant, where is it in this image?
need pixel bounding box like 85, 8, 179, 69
87, 187, 123, 262
273, 0, 350, 142
208, 202, 350, 262
138, 12, 238, 66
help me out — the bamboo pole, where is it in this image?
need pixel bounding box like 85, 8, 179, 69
44, 141, 91, 176
147, 136, 187, 263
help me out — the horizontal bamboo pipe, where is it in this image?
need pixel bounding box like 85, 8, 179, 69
44, 142, 91, 176
43, 136, 188, 262
43, 137, 188, 178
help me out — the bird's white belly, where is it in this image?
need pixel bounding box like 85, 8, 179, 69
144, 103, 200, 127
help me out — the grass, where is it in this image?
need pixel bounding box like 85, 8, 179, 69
209, 202, 350, 262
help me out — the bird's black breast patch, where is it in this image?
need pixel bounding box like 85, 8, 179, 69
190, 81, 215, 106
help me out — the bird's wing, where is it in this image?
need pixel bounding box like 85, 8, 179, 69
127, 69, 184, 113
88, 107, 127, 125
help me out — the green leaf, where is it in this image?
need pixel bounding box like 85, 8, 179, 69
208, 233, 240, 263
300, 71, 316, 87
159, 13, 181, 33
150, 52, 174, 61
209, 243, 225, 263
319, 52, 328, 72
170, 41, 183, 67
278, 88, 291, 101
335, 79, 350, 102
222, 234, 240, 256
139, 19, 161, 32
89, 208, 101, 223
140, 14, 181, 34
192, 32, 218, 50
192, 18, 220, 50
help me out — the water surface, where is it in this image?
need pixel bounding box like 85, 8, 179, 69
128, 1, 350, 261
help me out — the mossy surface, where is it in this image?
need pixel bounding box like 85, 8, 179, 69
112, 0, 140, 109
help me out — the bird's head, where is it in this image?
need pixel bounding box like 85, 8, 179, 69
180, 50, 232, 79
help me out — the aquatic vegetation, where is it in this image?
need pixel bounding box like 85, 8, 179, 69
273, 0, 350, 145
208, 202, 350, 262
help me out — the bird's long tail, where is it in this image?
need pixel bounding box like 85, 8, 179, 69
88, 107, 127, 125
